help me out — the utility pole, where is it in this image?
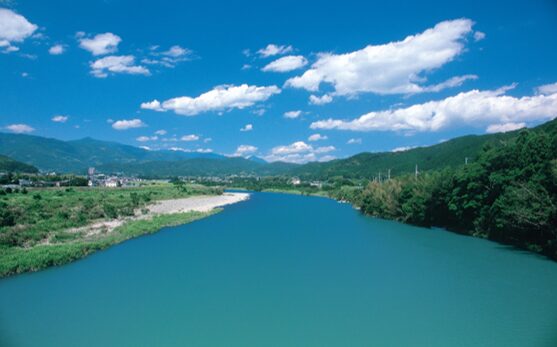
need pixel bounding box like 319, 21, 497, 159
415, 164, 419, 179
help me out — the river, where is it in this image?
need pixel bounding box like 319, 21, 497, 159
1, 192, 556, 346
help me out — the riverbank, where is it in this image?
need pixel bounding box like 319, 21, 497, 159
0, 191, 249, 278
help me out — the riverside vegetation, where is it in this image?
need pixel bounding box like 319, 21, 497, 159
219, 122, 557, 261
0, 183, 222, 277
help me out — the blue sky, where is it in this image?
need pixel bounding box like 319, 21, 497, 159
1, 0, 557, 162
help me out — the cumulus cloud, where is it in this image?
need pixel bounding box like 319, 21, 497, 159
262, 55, 308, 72
486, 122, 526, 133
310, 84, 557, 133
181, 134, 199, 141
474, 31, 486, 41
51, 115, 68, 123
0, 8, 37, 53
136, 135, 158, 142
140, 99, 164, 111
48, 44, 65, 55
284, 110, 302, 119
286, 19, 475, 96
141, 84, 281, 116
308, 133, 327, 141
240, 124, 253, 132
4, 123, 34, 133
264, 141, 336, 163
154, 129, 167, 135
257, 44, 293, 57
78, 32, 121, 55
347, 138, 362, 144
234, 144, 258, 156
309, 94, 333, 105
169, 147, 213, 153
90, 55, 149, 78
537, 82, 557, 96
112, 118, 146, 130
391, 146, 417, 152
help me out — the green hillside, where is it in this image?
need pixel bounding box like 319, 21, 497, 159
0, 155, 38, 173
289, 122, 556, 179
97, 157, 297, 177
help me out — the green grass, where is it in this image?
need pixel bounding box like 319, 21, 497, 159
0, 210, 219, 278
0, 182, 223, 278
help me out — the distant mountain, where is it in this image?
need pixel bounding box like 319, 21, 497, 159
0, 133, 224, 172
246, 156, 268, 164
1, 118, 555, 178
97, 157, 297, 177
0, 155, 38, 173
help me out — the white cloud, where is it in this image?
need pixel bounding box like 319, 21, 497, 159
347, 138, 362, 144
0, 8, 37, 53
486, 122, 526, 133
154, 129, 167, 135
196, 148, 213, 153
263, 141, 336, 163
48, 44, 65, 55
309, 94, 333, 105
286, 19, 475, 96
112, 118, 146, 130
90, 55, 149, 78
78, 32, 121, 55
139, 145, 151, 151
474, 31, 486, 41
537, 82, 557, 96
162, 45, 190, 58
234, 144, 258, 156
310, 84, 557, 132
141, 84, 281, 116
257, 44, 293, 57
181, 134, 199, 141
308, 133, 327, 141
4, 123, 34, 133
252, 108, 266, 116
271, 141, 313, 155
240, 124, 253, 132
284, 110, 302, 119
136, 135, 158, 142
142, 45, 192, 68
204, 137, 212, 143
140, 99, 164, 111
391, 146, 416, 152
51, 115, 68, 123
262, 55, 308, 72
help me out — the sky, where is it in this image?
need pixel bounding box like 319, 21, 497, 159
1, 0, 557, 163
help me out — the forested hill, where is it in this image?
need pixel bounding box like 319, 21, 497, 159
97, 157, 297, 177
0, 155, 38, 173
290, 123, 557, 179
0, 134, 225, 172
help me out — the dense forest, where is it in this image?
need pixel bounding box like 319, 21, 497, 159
0, 155, 38, 174
332, 123, 557, 260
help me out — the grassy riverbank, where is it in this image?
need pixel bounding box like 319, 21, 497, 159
0, 183, 223, 278
0, 210, 217, 277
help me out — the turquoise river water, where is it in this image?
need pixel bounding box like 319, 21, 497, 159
1, 192, 557, 346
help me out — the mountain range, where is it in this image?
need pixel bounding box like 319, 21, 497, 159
1, 118, 555, 178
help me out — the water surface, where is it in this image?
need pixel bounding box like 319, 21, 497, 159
1, 192, 557, 346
